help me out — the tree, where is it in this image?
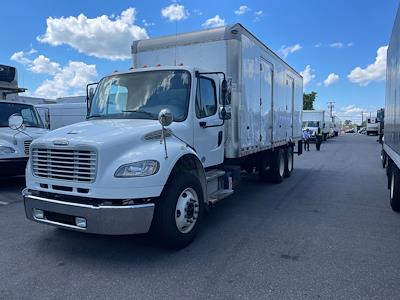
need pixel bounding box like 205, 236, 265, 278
303, 91, 317, 110
344, 120, 352, 126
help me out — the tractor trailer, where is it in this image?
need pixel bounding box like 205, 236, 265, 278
382, 7, 400, 212
23, 24, 303, 248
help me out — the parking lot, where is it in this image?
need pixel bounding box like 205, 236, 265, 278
1, 134, 399, 299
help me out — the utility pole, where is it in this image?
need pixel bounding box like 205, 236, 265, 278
361, 111, 364, 126
327, 101, 335, 122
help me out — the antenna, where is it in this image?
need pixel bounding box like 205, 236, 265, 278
174, 20, 178, 66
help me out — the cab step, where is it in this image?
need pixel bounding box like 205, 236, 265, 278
208, 189, 234, 205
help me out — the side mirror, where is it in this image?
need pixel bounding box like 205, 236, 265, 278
219, 106, 231, 120
221, 78, 232, 105
158, 108, 173, 127
8, 114, 24, 130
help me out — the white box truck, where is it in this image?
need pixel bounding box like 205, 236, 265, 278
366, 116, 379, 135
23, 24, 303, 248
0, 65, 49, 176
36, 102, 87, 130
383, 6, 400, 212
302, 110, 331, 141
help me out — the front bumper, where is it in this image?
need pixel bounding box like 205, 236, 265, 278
0, 157, 28, 177
23, 189, 155, 235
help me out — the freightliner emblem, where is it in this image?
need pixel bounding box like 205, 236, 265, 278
53, 140, 69, 146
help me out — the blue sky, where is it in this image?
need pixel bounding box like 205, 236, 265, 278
1, 0, 398, 123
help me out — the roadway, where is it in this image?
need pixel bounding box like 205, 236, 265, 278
1, 134, 399, 299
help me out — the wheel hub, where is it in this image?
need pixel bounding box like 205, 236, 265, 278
175, 188, 199, 233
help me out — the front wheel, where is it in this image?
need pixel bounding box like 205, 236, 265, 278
381, 150, 387, 168
152, 172, 205, 249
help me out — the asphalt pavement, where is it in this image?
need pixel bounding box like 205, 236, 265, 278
1, 134, 399, 299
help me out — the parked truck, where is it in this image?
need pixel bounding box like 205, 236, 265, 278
0, 65, 49, 176
23, 24, 303, 248
366, 116, 379, 135
382, 7, 400, 212
36, 102, 87, 130
302, 110, 332, 141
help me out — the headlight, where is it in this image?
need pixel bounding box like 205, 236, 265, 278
114, 160, 160, 178
0, 146, 16, 154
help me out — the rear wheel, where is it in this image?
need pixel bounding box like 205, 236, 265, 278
390, 166, 400, 212
381, 150, 387, 168
152, 172, 204, 249
284, 147, 294, 178
270, 149, 285, 184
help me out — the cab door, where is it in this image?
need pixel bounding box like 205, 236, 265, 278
193, 76, 224, 167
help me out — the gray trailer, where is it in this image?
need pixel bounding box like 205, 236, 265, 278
383, 6, 400, 211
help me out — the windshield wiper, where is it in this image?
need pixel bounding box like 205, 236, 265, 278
87, 114, 105, 119
122, 110, 156, 119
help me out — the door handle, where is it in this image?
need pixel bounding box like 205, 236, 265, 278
199, 121, 207, 128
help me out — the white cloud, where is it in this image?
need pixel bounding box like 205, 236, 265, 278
161, 3, 189, 21
323, 73, 339, 87
347, 45, 388, 86
300, 65, 315, 87
34, 61, 97, 98
329, 42, 343, 48
314, 43, 322, 48
279, 44, 302, 58
255, 10, 264, 16
193, 9, 203, 16
29, 55, 61, 75
10, 51, 33, 65
347, 42, 354, 47
340, 105, 366, 116
202, 15, 225, 28
37, 8, 148, 60
10, 51, 60, 75
142, 19, 155, 27
235, 5, 250, 15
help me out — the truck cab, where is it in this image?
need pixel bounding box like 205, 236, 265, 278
366, 117, 379, 135
0, 101, 49, 176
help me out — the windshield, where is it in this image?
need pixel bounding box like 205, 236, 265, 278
0, 102, 44, 128
89, 70, 191, 122
303, 121, 319, 128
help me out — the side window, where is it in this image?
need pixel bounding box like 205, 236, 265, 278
196, 77, 217, 119
107, 84, 128, 114
21, 108, 35, 126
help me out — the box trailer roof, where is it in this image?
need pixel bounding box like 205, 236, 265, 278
131, 23, 301, 78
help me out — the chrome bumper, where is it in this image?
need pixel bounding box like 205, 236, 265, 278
23, 189, 155, 235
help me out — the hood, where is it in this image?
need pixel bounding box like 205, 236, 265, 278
32, 119, 163, 149
0, 127, 48, 143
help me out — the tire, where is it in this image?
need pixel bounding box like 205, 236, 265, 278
284, 146, 294, 178
381, 150, 387, 168
390, 165, 400, 212
270, 149, 285, 184
152, 172, 204, 249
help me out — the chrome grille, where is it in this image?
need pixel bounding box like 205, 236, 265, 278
24, 140, 32, 155
32, 148, 97, 182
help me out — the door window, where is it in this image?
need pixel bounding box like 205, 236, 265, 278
196, 77, 217, 119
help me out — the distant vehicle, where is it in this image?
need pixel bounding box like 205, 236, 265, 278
36, 102, 87, 130
345, 128, 355, 133
303, 110, 333, 141
382, 6, 400, 212
358, 128, 366, 134
0, 101, 48, 176
366, 117, 379, 135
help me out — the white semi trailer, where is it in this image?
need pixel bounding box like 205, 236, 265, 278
366, 116, 379, 135
23, 24, 303, 248
383, 7, 400, 212
36, 102, 87, 130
